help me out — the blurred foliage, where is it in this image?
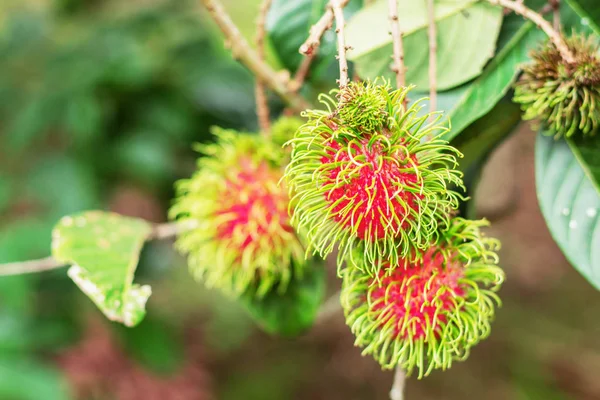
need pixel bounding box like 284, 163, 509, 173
0, 0, 260, 397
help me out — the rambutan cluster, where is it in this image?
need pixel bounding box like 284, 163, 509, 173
169, 127, 305, 297
285, 81, 464, 273
514, 34, 600, 138
285, 80, 504, 376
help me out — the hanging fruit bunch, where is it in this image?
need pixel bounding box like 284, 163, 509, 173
284, 80, 504, 376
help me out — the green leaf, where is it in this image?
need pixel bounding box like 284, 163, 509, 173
452, 98, 522, 219
64, 93, 103, 147
347, 0, 503, 90
116, 317, 184, 374
239, 262, 326, 337
570, 136, 600, 191
566, 0, 600, 34
452, 98, 522, 173
0, 357, 70, 400
52, 211, 153, 327
266, 0, 363, 80
535, 132, 600, 290
443, 19, 545, 140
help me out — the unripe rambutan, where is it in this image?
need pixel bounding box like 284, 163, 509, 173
514, 34, 600, 138
169, 128, 305, 297
284, 82, 464, 273
341, 218, 504, 378
271, 116, 305, 147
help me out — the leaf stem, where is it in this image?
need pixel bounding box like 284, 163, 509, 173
299, 0, 350, 56
255, 0, 272, 134
426, 0, 437, 115
388, 0, 406, 89
486, 0, 574, 63
201, 0, 310, 113
389, 367, 406, 400
291, 53, 316, 92
0, 256, 65, 276
316, 290, 342, 322
331, 0, 350, 89
0, 221, 195, 277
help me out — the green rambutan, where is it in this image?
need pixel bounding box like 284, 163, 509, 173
271, 116, 305, 147
284, 81, 464, 274
169, 128, 305, 297
341, 218, 504, 378
514, 34, 600, 138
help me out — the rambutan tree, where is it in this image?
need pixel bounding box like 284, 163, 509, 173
1, 0, 599, 398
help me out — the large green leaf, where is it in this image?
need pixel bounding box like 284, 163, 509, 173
453, 98, 522, 173
570, 135, 600, 191
239, 262, 326, 337
566, 0, 600, 34
443, 20, 545, 140
346, 0, 503, 90
535, 133, 600, 290
52, 211, 152, 327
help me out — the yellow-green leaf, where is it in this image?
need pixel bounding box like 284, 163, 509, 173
52, 211, 152, 327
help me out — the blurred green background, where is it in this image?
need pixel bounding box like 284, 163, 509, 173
1, 0, 600, 399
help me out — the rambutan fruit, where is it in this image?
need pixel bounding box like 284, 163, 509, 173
284, 81, 464, 274
514, 34, 600, 138
271, 116, 305, 147
169, 128, 305, 297
341, 218, 504, 378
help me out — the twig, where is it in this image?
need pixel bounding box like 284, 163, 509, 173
388, 0, 406, 89
0, 256, 65, 276
201, 0, 310, 113
0, 221, 195, 277
389, 367, 406, 400
291, 53, 316, 92
330, 0, 350, 88
486, 0, 574, 63
316, 290, 342, 323
150, 220, 198, 240
255, 0, 272, 134
426, 0, 437, 115
299, 0, 350, 56
550, 0, 560, 30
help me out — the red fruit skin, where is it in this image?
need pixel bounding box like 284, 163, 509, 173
214, 158, 293, 254
370, 248, 465, 340
321, 136, 421, 241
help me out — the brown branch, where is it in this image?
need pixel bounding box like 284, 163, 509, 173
551, 0, 560, 30
201, 0, 310, 113
389, 367, 406, 400
0, 256, 65, 276
388, 0, 406, 89
0, 221, 195, 277
315, 290, 342, 323
426, 0, 437, 115
487, 0, 574, 63
299, 0, 351, 56
330, 0, 350, 88
291, 53, 316, 93
255, 0, 272, 134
